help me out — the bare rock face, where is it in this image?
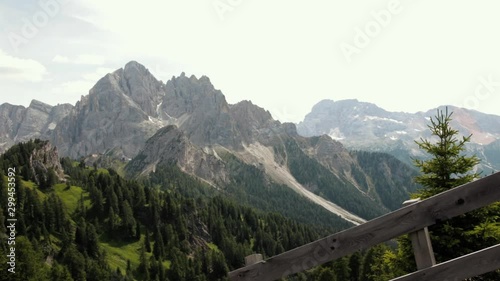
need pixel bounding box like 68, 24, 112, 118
0, 100, 73, 154
126, 125, 229, 186
29, 141, 66, 185
17, 100, 53, 140
50, 62, 168, 159
0, 103, 25, 152
161, 74, 240, 148
301, 134, 356, 173
118, 61, 166, 117
229, 100, 278, 145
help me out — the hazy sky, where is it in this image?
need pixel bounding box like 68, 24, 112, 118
1, 0, 500, 123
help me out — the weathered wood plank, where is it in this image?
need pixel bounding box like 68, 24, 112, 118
228, 172, 500, 281
245, 254, 263, 266
403, 199, 435, 270
408, 227, 435, 270
390, 244, 500, 281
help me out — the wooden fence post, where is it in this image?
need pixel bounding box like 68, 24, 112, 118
403, 198, 436, 270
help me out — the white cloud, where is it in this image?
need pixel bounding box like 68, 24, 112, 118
82, 67, 114, 81
50, 66, 114, 97
51, 79, 93, 96
0, 49, 47, 82
52, 54, 106, 65
52, 55, 70, 63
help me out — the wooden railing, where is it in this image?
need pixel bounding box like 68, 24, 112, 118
228, 172, 500, 281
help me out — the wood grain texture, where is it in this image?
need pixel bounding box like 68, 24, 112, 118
403, 199, 436, 270
409, 227, 435, 270
228, 172, 500, 281
390, 244, 500, 281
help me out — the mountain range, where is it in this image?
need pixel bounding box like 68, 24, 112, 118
1, 61, 469, 226
297, 99, 500, 173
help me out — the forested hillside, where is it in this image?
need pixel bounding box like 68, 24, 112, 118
0, 140, 394, 281
349, 151, 420, 211
284, 138, 386, 219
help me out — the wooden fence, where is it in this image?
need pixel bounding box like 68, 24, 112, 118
228, 172, 500, 281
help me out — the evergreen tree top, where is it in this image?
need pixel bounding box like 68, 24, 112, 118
413, 107, 480, 198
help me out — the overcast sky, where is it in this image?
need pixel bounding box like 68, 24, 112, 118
1, 0, 500, 123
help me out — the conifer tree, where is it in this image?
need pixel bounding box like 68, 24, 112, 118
333, 256, 350, 281
15, 236, 50, 281
153, 228, 165, 260
138, 243, 150, 278
121, 200, 136, 238
0, 209, 5, 240
413, 108, 480, 197
86, 223, 100, 258
403, 108, 500, 280
318, 267, 337, 281
145, 229, 152, 252
348, 252, 362, 281
50, 261, 73, 281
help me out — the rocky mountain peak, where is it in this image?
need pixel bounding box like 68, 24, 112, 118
231, 100, 274, 128
29, 99, 53, 114
161, 73, 237, 146
49, 61, 169, 159
117, 61, 165, 117
282, 122, 299, 137
309, 99, 387, 117
124, 60, 148, 73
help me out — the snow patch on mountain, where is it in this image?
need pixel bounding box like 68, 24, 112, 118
364, 116, 403, 124
328, 127, 345, 141
47, 123, 57, 130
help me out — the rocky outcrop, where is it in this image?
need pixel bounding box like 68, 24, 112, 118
229, 100, 278, 145
0, 100, 73, 154
126, 125, 229, 186
29, 141, 66, 186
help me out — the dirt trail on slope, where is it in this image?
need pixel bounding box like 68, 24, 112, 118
239, 143, 367, 225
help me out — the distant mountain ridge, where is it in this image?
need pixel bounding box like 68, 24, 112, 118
297, 99, 500, 173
